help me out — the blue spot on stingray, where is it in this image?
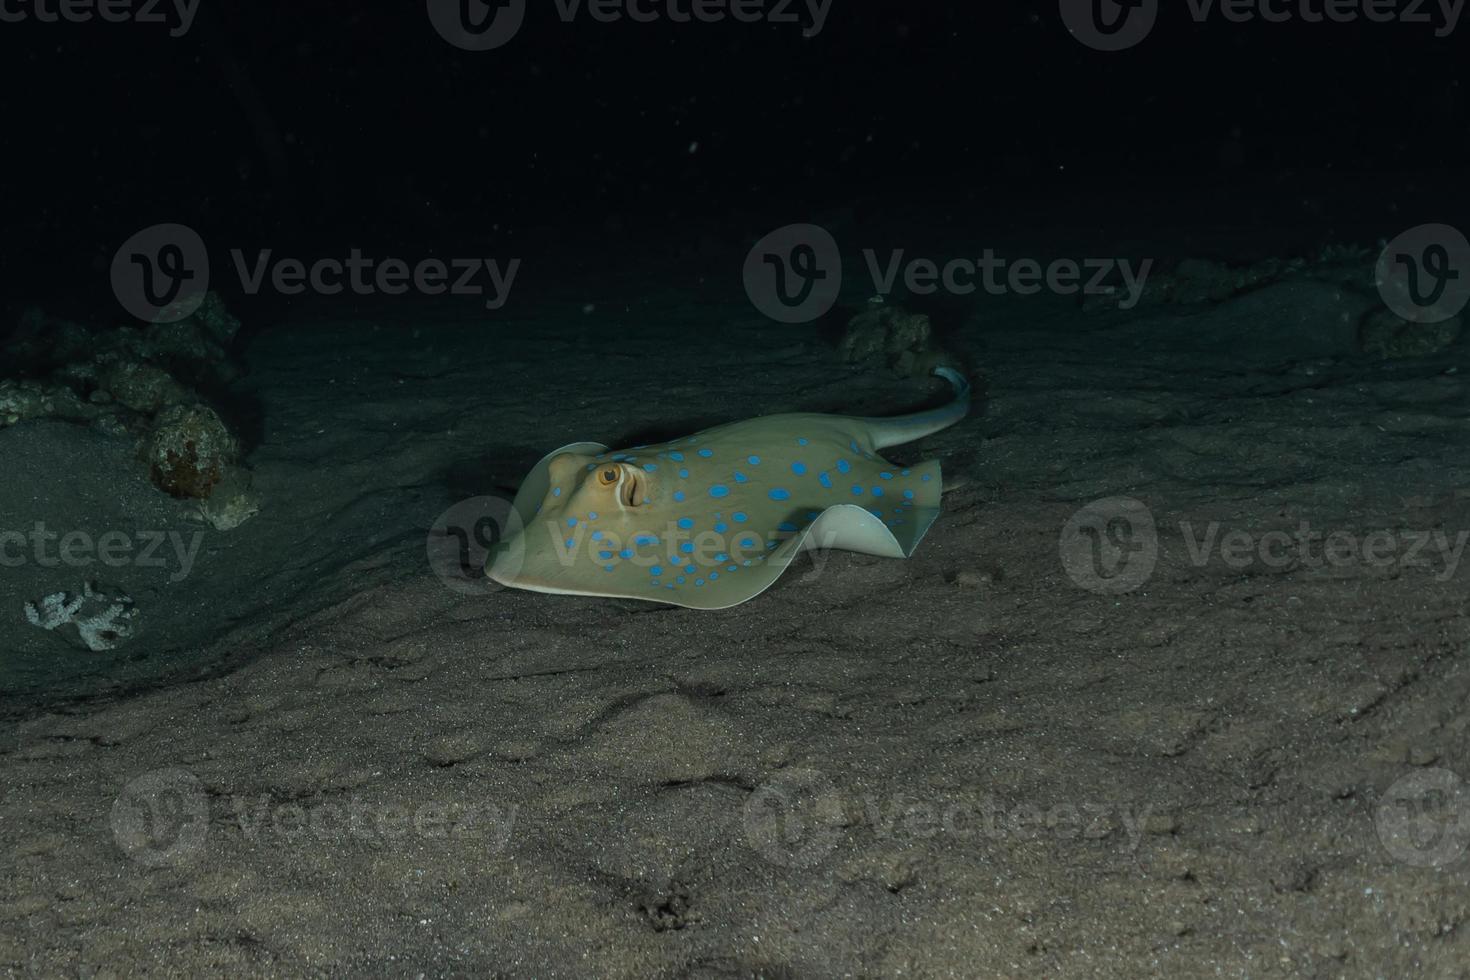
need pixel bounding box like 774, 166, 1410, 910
733, 511, 748, 523
797, 437, 809, 446
679, 542, 694, 554
551, 487, 562, 497
901, 468, 911, 476
766, 540, 778, 549
619, 548, 634, 559
566, 517, 577, 527
650, 565, 663, 576
778, 522, 798, 532
868, 508, 883, 519
677, 576, 686, 584
872, 487, 884, 497
733, 472, 748, 483
613, 454, 631, 461
665, 584, 674, 590
726, 565, 738, 571
677, 517, 694, 529
836, 459, 851, 474
565, 538, 574, 548
792, 462, 807, 475
591, 530, 603, 540
714, 522, 728, 533
739, 535, 758, 549
806, 511, 819, 520
709, 572, 718, 580
903, 489, 915, 499
880, 472, 893, 480
604, 564, 615, 572
714, 552, 728, 561
673, 491, 686, 502
768, 488, 791, 501
635, 533, 657, 546
643, 463, 658, 472
710, 485, 730, 498
697, 448, 713, 458
695, 578, 705, 586
684, 564, 695, 574
599, 550, 613, 560
922, 473, 932, 481
669, 451, 684, 461
747, 455, 761, 465
849, 440, 859, 452
819, 472, 833, 489
851, 485, 863, 496
678, 468, 690, 479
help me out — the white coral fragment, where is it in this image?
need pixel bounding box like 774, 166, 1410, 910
23, 591, 85, 630
23, 582, 137, 652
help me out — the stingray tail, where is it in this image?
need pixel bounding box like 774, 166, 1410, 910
862, 366, 971, 449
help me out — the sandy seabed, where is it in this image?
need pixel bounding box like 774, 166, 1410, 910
2, 233, 1469, 977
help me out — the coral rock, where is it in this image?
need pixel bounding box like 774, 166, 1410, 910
142, 403, 240, 499
839, 304, 945, 377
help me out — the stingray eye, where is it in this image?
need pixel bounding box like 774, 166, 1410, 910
597, 467, 619, 487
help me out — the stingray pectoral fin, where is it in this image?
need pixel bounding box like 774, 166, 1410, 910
803, 457, 943, 557
798, 504, 908, 559
507, 441, 609, 528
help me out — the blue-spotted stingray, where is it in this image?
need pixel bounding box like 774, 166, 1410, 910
486, 367, 970, 609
